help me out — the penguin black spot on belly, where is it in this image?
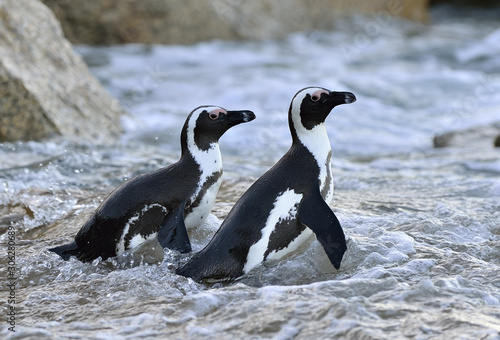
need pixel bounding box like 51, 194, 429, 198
264, 213, 306, 259
123, 204, 167, 249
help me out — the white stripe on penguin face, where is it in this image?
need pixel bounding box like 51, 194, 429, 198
290, 87, 334, 201
185, 106, 224, 204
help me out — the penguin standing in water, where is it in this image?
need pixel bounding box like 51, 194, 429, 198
49, 106, 255, 262
177, 87, 355, 282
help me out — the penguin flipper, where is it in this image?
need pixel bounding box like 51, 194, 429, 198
157, 201, 192, 253
298, 189, 347, 269
49, 241, 79, 261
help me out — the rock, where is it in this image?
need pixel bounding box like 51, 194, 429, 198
41, 0, 430, 45
433, 122, 500, 148
430, 0, 500, 7
0, 0, 123, 142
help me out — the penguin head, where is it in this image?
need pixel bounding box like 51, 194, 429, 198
289, 87, 356, 132
182, 106, 256, 152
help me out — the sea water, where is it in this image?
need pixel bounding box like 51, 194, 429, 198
1, 7, 500, 339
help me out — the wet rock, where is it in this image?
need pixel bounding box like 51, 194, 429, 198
41, 0, 430, 45
433, 122, 500, 148
0, 0, 123, 142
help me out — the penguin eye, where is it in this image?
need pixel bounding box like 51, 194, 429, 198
311, 95, 320, 102
208, 109, 226, 120
209, 112, 220, 120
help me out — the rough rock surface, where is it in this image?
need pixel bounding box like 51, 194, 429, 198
433, 122, 500, 148
42, 0, 430, 45
0, 0, 123, 142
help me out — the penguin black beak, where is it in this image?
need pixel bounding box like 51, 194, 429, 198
328, 91, 356, 105
225, 110, 256, 126
343, 92, 356, 104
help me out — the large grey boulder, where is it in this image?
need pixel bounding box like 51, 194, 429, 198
0, 0, 123, 142
42, 0, 430, 45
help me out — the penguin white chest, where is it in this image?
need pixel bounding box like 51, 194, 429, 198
184, 175, 222, 229
185, 141, 223, 229
295, 123, 334, 203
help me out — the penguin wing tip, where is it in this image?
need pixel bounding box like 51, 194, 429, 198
332, 260, 341, 270
329, 244, 347, 270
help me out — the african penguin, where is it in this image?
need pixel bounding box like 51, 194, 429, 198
177, 87, 355, 282
49, 106, 255, 262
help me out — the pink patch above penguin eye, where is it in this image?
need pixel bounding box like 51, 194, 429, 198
208, 108, 226, 120
311, 89, 329, 102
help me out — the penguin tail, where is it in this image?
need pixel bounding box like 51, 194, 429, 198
49, 241, 80, 261
176, 253, 239, 284
176, 260, 204, 282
